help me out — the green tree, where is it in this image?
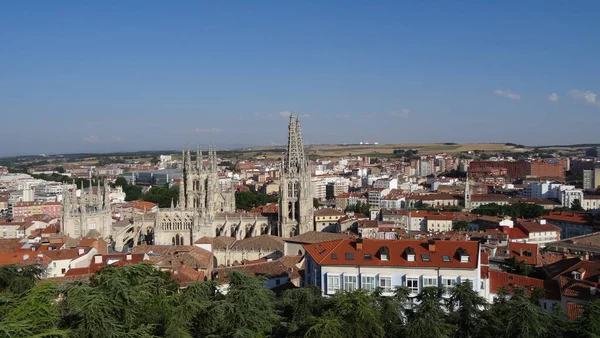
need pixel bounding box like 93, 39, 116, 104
446, 281, 488, 338
374, 286, 410, 338
0, 281, 69, 338
500, 257, 533, 276
235, 191, 279, 211
488, 287, 548, 338
405, 287, 453, 338
210, 270, 279, 337
331, 290, 384, 338
0, 264, 45, 294
452, 220, 470, 231
143, 187, 179, 208
60, 263, 178, 338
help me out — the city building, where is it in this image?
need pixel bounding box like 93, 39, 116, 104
304, 238, 481, 297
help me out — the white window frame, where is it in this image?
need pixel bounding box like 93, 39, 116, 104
379, 275, 392, 294
406, 276, 420, 295
441, 277, 457, 296
361, 275, 376, 292
327, 274, 341, 295
343, 274, 358, 292
460, 277, 473, 287
422, 276, 438, 288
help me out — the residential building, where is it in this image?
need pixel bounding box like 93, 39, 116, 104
314, 208, 346, 231
304, 238, 481, 298
543, 212, 595, 239
426, 213, 454, 233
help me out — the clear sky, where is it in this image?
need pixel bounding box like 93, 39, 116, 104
1, 1, 599, 156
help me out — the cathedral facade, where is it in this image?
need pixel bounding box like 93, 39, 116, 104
152, 147, 270, 246
61, 180, 113, 239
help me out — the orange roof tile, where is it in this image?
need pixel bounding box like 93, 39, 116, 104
304, 238, 479, 268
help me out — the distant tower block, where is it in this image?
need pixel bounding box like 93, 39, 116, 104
279, 114, 314, 237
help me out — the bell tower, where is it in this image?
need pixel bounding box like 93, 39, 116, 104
279, 114, 314, 237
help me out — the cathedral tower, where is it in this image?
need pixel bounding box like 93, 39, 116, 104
279, 114, 314, 237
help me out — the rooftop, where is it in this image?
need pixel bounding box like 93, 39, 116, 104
304, 238, 479, 268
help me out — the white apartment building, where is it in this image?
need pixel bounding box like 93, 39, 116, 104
367, 189, 390, 208
560, 189, 584, 208
304, 238, 481, 298
373, 177, 398, 190
522, 182, 576, 199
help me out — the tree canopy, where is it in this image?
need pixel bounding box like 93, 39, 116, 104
0, 262, 596, 338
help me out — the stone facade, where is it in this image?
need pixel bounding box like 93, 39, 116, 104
279, 115, 314, 237
61, 180, 113, 240
152, 147, 270, 246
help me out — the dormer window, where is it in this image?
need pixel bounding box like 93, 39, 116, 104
379, 246, 390, 261
456, 248, 470, 263
573, 271, 582, 280
405, 247, 416, 262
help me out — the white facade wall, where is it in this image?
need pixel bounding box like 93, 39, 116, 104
306, 261, 481, 299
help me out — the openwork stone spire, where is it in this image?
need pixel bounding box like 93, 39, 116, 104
279, 113, 314, 238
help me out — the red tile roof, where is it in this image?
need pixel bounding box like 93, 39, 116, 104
507, 242, 539, 265
543, 212, 592, 224
488, 269, 545, 293
304, 238, 479, 268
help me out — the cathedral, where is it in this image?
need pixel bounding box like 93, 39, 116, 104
64, 114, 314, 249
152, 146, 269, 246
61, 180, 113, 239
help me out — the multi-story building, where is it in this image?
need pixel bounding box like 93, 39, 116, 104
542, 212, 595, 239
522, 182, 576, 199
314, 208, 346, 231
367, 189, 389, 209
560, 189, 584, 208
469, 159, 565, 182
304, 238, 481, 298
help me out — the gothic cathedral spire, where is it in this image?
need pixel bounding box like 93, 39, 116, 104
279, 113, 314, 238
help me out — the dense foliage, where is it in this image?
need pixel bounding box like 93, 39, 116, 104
235, 191, 279, 211
143, 187, 179, 208
344, 201, 370, 214
471, 202, 548, 219
0, 263, 598, 338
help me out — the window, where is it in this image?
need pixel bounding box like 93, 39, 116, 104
442, 255, 451, 262
364, 254, 372, 260
442, 277, 456, 296
423, 277, 438, 288
379, 276, 392, 293
573, 271, 582, 280
327, 274, 340, 294
344, 275, 358, 291
421, 254, 431, 262
345, 252, 354, 260
361, 275, 376, 291
461, 278, 472, 287
331, 253, 338, 259
406, 277, 419, 294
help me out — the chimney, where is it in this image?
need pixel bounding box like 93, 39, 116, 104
356, 238, 363, 251
94, 255, 102, 264
22, 254, 29, 261
428, 239, 436, 252
520, 248, 523, 256
78, 248, 84, 255
126, 254, 132, 261
539, 219, 547, 225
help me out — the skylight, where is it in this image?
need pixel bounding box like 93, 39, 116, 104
421, 254, 431, 262
442, 255, 451, 262
345, 252, 354, 260
331, 253, 338, 259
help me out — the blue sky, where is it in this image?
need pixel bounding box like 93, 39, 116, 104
1, 1, 599, 156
